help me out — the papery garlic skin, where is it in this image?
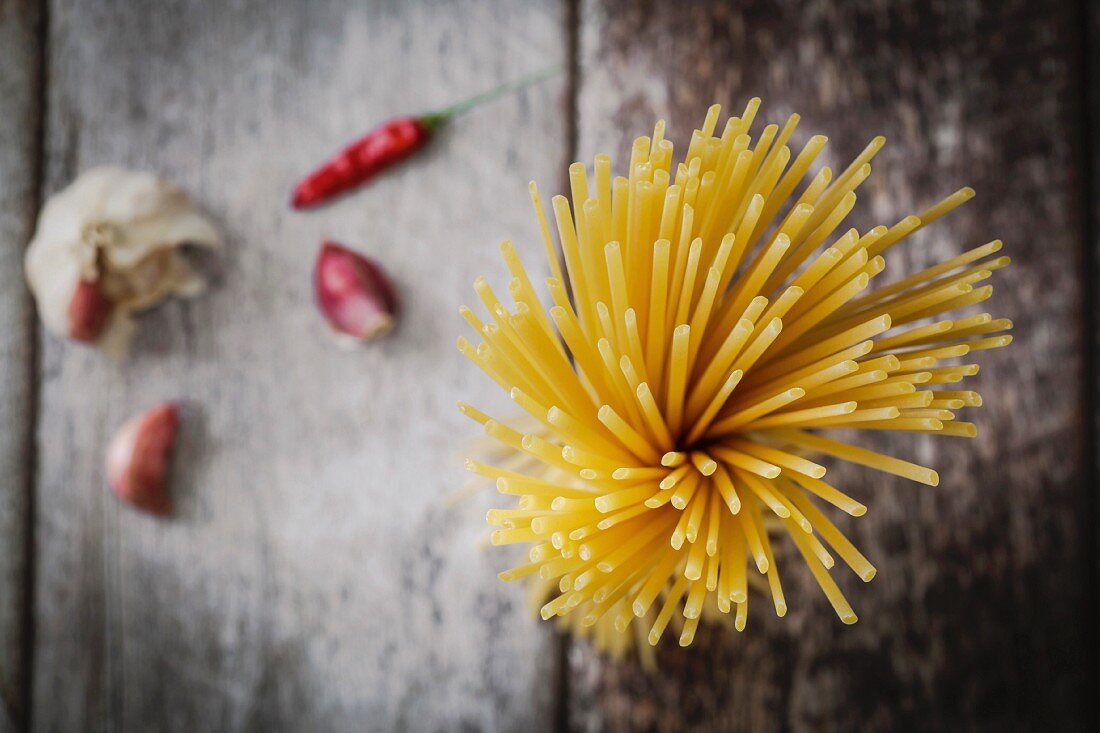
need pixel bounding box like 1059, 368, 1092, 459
24, 167, 222, 351
105, 402, 180, 515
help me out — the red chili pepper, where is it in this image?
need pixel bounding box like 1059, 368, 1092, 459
291, 65, 560, 210
291, 116, 436, 209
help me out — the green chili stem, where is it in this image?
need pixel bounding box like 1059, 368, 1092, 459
420, 63, 563, 129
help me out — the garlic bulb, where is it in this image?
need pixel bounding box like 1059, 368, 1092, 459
24, 167, 222, 353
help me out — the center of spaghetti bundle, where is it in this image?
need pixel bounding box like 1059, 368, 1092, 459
459, 99, 1010, 651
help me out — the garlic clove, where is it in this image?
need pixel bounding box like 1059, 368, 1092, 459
24, 167, 222, 354
314, 241, 397, 341
105, 403, 180, 515
67, 279, 111, 342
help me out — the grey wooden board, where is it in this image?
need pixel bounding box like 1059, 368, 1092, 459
0, 1, 41, 731
1092, 0, 1100, 708
33, 0, 566, 730
568, 0, 1090, 730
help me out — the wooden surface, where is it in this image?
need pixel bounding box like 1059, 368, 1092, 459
570, 0, 1093, 730
0, 0, 1096, 731
0, 2, 41, 731
25, 0, 567, 730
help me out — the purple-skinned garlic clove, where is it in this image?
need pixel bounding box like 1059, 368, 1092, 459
105, 402, 180, 515
314, 241, 397, 342
67, 279, 111, 342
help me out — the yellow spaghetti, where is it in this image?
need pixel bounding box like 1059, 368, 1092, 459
459, 100, 1010, 649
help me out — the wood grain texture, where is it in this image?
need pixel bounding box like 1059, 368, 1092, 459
570, 0, 1089, 730
1087, 0, 1100, 704
33, 0, 567, 730
0, 1, 41, 731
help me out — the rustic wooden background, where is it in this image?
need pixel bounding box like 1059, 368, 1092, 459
0, 0, 1095, 731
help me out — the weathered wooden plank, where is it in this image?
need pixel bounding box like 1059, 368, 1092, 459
1087, 0, 1100, 711
570, 0, 1089, 730
34, 0, 567, 730
0, 1, 42, 731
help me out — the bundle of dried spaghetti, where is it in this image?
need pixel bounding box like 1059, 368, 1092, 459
458, 100, 1011, 648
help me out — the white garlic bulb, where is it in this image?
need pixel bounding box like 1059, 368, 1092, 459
24, 167, 222, 354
